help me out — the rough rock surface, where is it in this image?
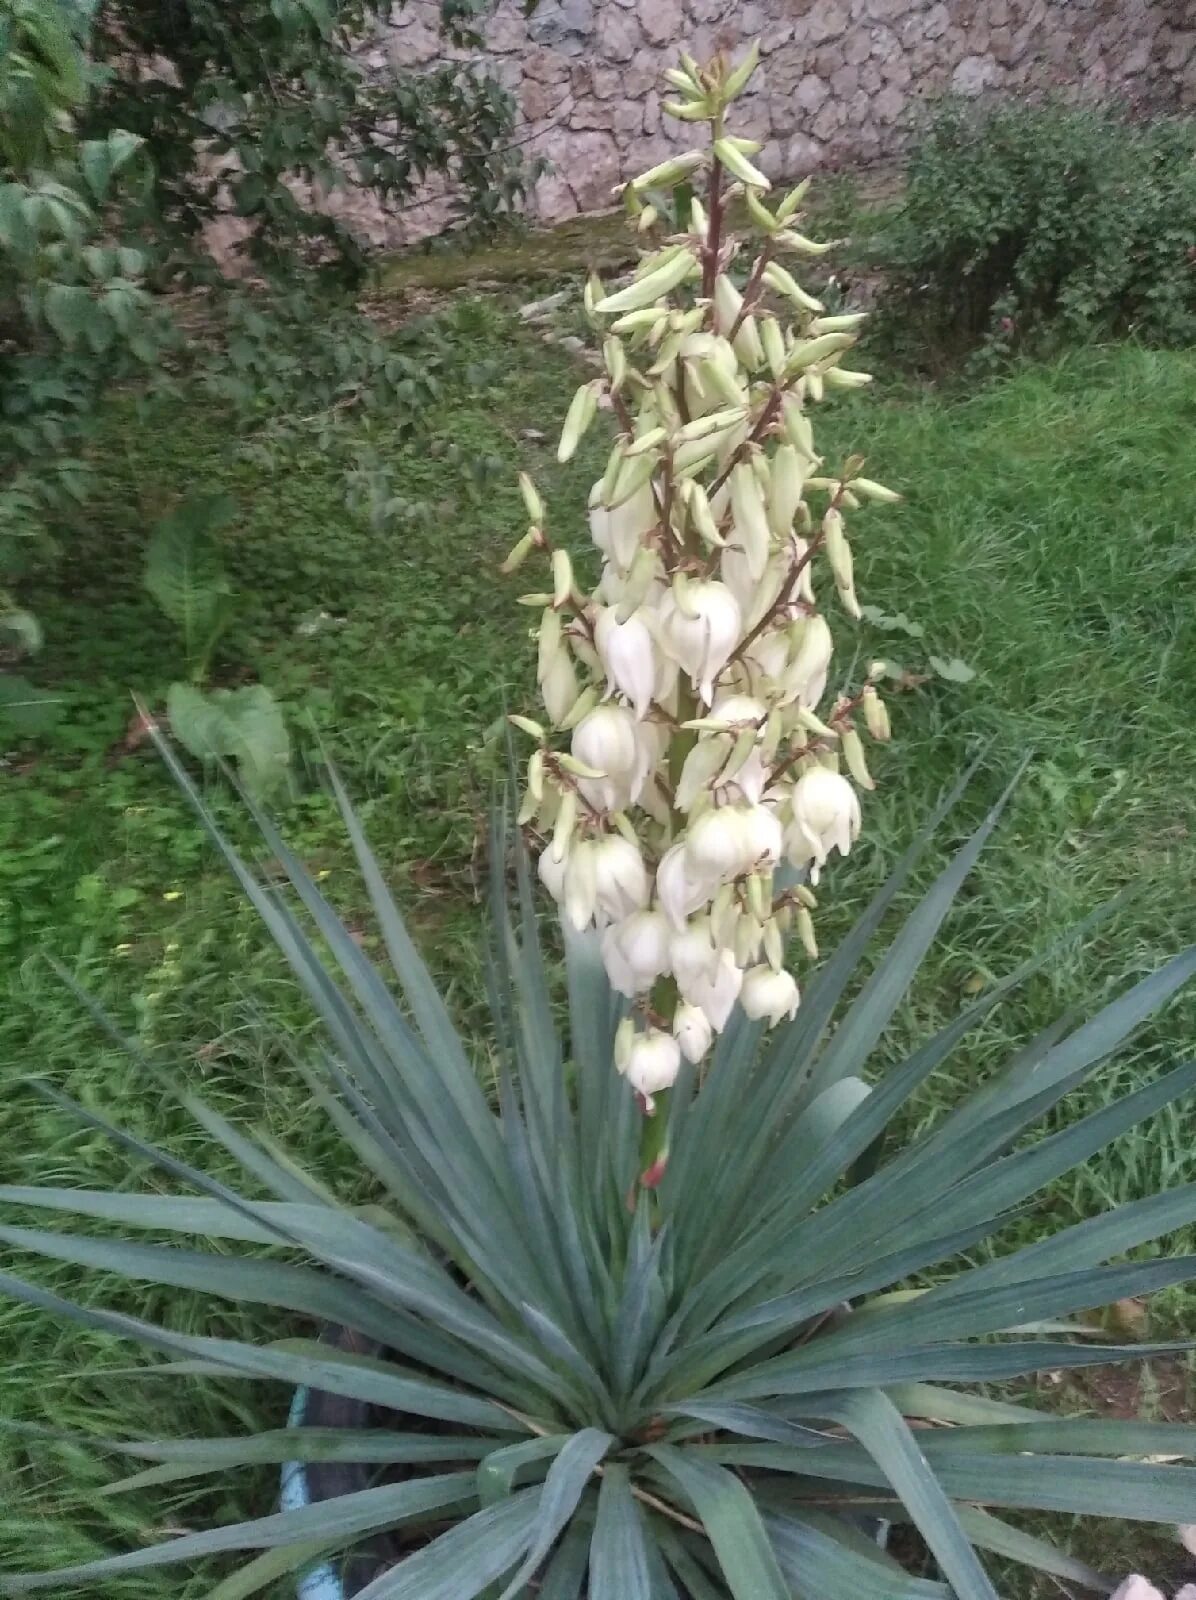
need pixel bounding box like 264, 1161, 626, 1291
323, 0, 1196, 245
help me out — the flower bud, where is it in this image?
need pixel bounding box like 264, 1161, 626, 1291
761, 315, 787, 380
713, 137, 769, 190
731, 314, 766, 370
558, 383, 599, 463
673, 1002, 713, 1063
730, 462, 771, 580
501, 529, 538, 573
840, 725, 875, 791
780, 392, 816, 460
741, 963, 800, 1025
862, 684, 891, 741
722, 39, 760, 100
796, 904, 819, 960
518, 472, 545, 525
622, 1028, 681, 1107
768, 444, 806, 536
823, 367, 873, 390
540, 649, 580, 726
712, 273, 743, 338
594, 249, 699, 315
630, 151, 705, 192
775, 177, 811, 223
785, 331, 854, 376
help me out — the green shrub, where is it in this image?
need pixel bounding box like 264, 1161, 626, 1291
879, 98, 1196, 370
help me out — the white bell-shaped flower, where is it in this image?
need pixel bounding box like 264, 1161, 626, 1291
656, 579, 743, 705
595, 607, 656, 719
685, 805, 751, 889
786, 767, 861, 879
673, 1002, 713, 1063
562, 839, 597, 931
591, 834, 649, 927
1109, 1581, 1165, 1600
601, 908, 671, 997
656, 840, 709, 930
571, 704, 646, 812
740, 964, 800, 1025
781, 613, 833, 708
622, 1028, 681, 1108
739, 802, 784, 871
671, 921, 743, 1031
537, 842, 567, 903
690, 946, 744, 1031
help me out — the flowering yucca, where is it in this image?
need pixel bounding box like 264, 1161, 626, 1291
6, 47, 1196, 1600
508, 44, 894, 1125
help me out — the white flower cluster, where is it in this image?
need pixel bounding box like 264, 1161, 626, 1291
508, 46, 899, 1112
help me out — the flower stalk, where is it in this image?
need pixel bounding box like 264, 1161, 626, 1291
508, 46, 901, 1172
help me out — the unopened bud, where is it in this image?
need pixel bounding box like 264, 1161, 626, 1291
761, 316, 786, 380
840, 726, 875, 790
501, 530, 538, 574
763, 916, 784, 970
583, 272, 605, 316
796, 705, 836, 739
560, 683, 601, 731
796, 904, 819, 960
713, 138, 770, 189
514, 470, 544, 529
775, 178, 811, 223
853, 476, 902, 505
744, 187, 777, 234
603, 336, 627, 391
631, 151, 706, 193
762, 260, 824, 314
558, 383, 599, 463
637, 204, 659, 233
862, 684, 891, 741
823, 367, 873, 390
527, 747, 545, 802
552, 549, 575, 609
785, 331, 854, 376
508, 714, 545, 742
722, 39, 760, 100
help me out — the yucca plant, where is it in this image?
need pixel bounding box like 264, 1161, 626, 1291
3, 735, 1196, 1599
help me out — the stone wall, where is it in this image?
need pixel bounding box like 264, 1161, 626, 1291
345, 0, 1195, 245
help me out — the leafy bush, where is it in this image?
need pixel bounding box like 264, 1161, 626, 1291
879, 98, 1196, 370
1, 0, 534, 734
3, 749, 1196, 1598
1, 0, 162, 718
85, 0, 533, 281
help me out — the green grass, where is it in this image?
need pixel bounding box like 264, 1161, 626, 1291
3, 325, 1196, 1593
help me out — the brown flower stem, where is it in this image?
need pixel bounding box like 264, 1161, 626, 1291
707, 383, 783, 500
727, 243, 774, 342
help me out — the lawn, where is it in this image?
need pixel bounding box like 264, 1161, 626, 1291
2, 310, 1196, 1592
